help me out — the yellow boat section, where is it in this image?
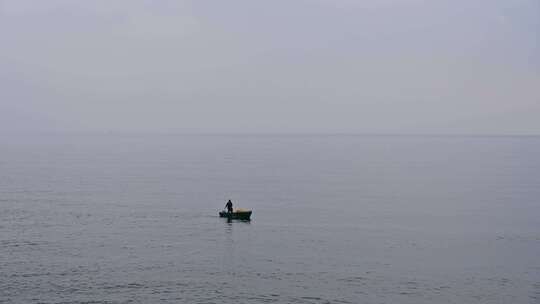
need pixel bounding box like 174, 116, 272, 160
234, 208, 251, 213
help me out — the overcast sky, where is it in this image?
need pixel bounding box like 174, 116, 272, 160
1, 0, 538, 135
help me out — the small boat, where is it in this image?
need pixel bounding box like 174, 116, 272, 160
219, 208, 252, 220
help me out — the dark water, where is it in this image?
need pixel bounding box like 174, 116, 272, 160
1, 134, 539, 303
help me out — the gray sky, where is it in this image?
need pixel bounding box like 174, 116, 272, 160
1, 0, 539, 135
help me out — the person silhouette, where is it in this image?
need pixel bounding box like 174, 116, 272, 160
225, 200, 233, 214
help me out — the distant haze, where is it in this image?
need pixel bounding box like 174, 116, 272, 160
1, 0, 539, 135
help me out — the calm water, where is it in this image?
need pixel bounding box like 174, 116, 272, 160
1, 134, 539, 303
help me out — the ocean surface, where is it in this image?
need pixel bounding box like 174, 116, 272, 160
1, 134, 539, 304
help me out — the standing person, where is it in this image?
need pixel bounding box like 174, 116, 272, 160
225, 200, 233, 214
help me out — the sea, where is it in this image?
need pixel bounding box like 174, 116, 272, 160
1, 134, 539, 304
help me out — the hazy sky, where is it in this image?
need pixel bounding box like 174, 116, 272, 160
1, 0, 538, 134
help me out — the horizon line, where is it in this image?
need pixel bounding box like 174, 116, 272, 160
1, 131, 540, 138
